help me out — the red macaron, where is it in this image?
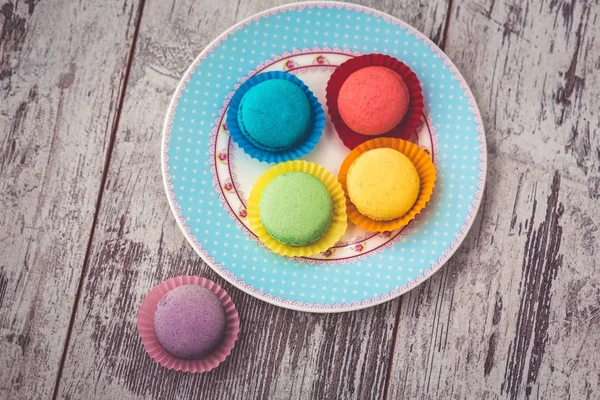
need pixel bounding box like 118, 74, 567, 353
338, 66, 410, 136
326, 54, 424, 150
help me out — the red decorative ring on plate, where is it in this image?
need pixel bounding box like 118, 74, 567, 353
208, 49, 437, 263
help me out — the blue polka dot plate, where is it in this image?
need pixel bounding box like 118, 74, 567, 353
161, 2, 487, 312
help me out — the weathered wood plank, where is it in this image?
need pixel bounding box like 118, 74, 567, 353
54, 1, 450, 399
0, 1, 140, 398
387, 0, 600, 398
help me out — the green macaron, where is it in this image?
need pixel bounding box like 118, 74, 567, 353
259, 172, 333, 246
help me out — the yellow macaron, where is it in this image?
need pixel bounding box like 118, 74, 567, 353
346, 148, 420, 221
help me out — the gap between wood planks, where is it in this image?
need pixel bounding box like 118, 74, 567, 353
382, 0, 454, 397
51, 1, 147, 398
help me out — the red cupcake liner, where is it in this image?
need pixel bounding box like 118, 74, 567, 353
137, 276, 240, 373
325, 53, 424, 150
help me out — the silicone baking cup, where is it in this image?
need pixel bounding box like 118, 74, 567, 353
326, 53, 424, 150
247, 160, 347, 257
226, 71, 325, 163
137, 276, 240, 373
338, 138, 436, 232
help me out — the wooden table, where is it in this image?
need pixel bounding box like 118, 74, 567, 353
2, 0, 599, 398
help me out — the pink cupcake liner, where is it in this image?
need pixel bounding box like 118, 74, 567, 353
326, 53, 424, 150
137, 276, 240, 373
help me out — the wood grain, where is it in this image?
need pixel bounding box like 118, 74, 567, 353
0, 1, 140, 399
6, 0, 599, 398
387, 0, 600, 399
53, 1, 450, 399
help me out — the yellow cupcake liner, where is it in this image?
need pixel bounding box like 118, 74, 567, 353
338, 138, 437, 232
247, 160, 347, 257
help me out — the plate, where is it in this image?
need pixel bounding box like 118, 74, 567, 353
162, 2, 487, 312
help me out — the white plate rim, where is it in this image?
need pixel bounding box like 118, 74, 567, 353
161, 1, 488, 313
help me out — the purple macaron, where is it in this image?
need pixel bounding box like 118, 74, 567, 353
153, 284, 226, 360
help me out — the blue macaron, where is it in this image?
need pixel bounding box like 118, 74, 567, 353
237, 79, 312, 151
226, 71, 325, 164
